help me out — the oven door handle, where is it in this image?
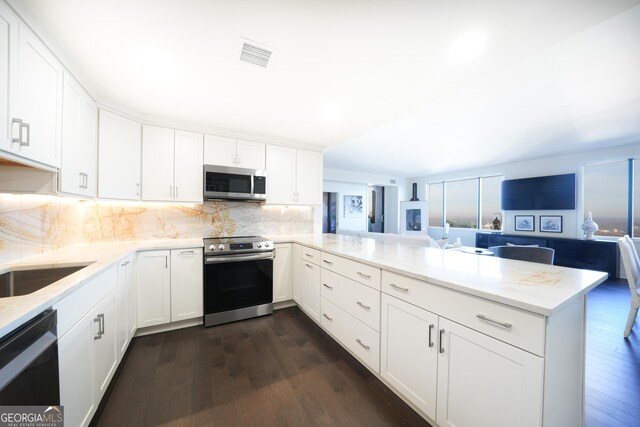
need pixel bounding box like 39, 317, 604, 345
205, 253, 274, 264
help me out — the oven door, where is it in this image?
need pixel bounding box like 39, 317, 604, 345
203, 253, 274, 315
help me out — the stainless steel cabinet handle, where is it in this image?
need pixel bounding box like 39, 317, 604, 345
79, 172, 84, 189
175, 186, 179, 199
356, 338, 370, 350
476, 314, 512, 329
390, 283, 409, 292
84, 173, 88, 189
98, 313, 105, 335
93, 316, 102, 340
428, 324, 434, 348
356, 301, 371, 310
322, 313, 333, 321
322, 259, 333, 265
322, 283, 333, 289
180, 250, 196, 254
120, 260, 130, 266
11, 118, 22, 144
357, 272, 371, 279
305, 263, 314, 268
439, 329, 445, 354
165, 256, 168, 268
305, 253, 314, 258
22, 122, 30, 146
136, 183, 140, 196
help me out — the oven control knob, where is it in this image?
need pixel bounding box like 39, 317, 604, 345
218, 244, 225, 251
209, 244, 215, 251
257, 243, 262, 248
264, 242, 270, 248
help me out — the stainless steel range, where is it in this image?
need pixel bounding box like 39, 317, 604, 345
203, 236, 274, 327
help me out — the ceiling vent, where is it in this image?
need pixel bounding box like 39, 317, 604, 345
239, 39, 273, 68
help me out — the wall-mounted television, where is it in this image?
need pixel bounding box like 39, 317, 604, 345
501, 173, 576, 210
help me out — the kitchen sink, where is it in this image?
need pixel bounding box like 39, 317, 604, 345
0, 264, 91, 298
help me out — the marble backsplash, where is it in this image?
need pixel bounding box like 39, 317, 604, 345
0, 194, 315, 264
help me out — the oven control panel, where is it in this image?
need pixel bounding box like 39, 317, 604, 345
204, 237, 273, 255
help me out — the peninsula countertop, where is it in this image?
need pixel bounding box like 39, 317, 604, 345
274, 234, 609, 316
1, 234, 608, 339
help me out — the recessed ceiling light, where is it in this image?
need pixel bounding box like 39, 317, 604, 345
448, 31, 487, 63
321, 102, 344, 123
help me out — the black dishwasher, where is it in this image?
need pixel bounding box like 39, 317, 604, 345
0, 308, 60, 405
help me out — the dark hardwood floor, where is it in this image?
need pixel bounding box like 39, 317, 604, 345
585, 279, 640, 427
93, 279, 640, 427
93, 307, 430, 427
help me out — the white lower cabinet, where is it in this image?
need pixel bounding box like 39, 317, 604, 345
170, 248, 203, 322
116, 255, 136, 360
273, 243, 292, 303
137, 248, 203, 328
436, 318, 544, 427
292, 244, 302, 304
381, 294, 438, 420
57, 266, 118, 427
300, 258, 321, 321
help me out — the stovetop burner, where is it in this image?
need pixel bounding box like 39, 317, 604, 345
203, 236, 273, 256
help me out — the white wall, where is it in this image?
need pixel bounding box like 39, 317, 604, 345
408, 142, 640, 244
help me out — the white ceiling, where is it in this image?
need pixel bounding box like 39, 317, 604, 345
12, 0, 640, 177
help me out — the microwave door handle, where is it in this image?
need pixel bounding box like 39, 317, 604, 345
205, 253, 274, 264
250, 173, 255, 196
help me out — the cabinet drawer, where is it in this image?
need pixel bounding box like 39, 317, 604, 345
320, 297, 380, 374
382, 270, 545, 356
321, 269, 380, 331
321, 252, 381, 290
55, 266, 117, 338
300, 246, 322, 265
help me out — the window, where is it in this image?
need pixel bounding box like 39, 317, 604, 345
481, 175, 502, 230
428, 183, 443, 226
583, 160, 629, 237
445, 179, 478, 229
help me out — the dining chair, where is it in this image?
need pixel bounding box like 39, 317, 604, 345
488, 245, 555, 265
618, 236, 640, 338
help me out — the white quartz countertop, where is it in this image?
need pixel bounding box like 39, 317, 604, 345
272, 234, 608, 317
0, 239, 203, 339
1, 234, 608, 339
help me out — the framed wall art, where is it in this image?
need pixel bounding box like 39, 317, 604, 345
514, 215, 535, 232
540, 215, 562, 233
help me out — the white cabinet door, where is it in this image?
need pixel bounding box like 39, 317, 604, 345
0, 2, 18, 152
266, 144, 296, 204
273, 243, 292, 303
141, 125, 174, 201
60, 72, 96, 197
174, 130, 203, 202
203, 134, 235, 167
301, 260, 321, 321
126, 256, 137, 337
236, 139, 265, 170
116, 259, 128, 360
136, 250, 171, 327
296, 149, 323, 206
58, 309, 94, 427
292, 244, 302, 304
436, 317, 544, 427
92, 289, 118, 403
14, 21, 63, 167
381, 294, 438, 420
98, 109, 141, 200
170, 248, 203, 322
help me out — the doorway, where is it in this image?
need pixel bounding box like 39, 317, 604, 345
368, 185, 384, 233
322, 192, 337, 233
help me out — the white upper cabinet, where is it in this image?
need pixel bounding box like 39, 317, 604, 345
141, 125, 174, 201
266, 145, 322, 205
141, 126, 203, 202
98, 109, 141, 200
0, 4, 63, 168
0, 2, 17, 154
204, 134, 265, 170
60, 71, 97, 197
296, 149, 323, 205
174, 130, 203, 202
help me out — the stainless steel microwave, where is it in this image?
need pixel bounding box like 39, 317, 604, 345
203, 165, 267, 201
